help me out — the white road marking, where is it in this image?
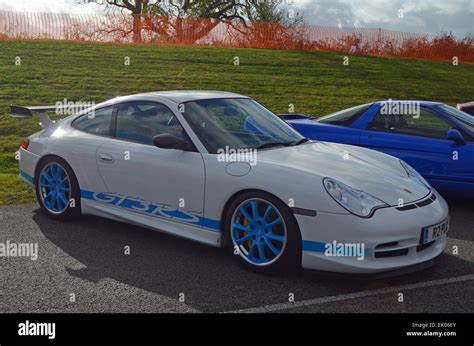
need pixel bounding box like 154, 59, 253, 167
224, 274, 474, 313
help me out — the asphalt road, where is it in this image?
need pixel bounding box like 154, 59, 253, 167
0, 198, 473, 313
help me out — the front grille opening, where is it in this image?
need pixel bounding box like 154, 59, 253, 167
417, 241, 435, 252
396, 192, 436, 211
375, 241, 399, 249
397, 204, 417, 211
415, 197, 434, 208
374, 248, 409, 258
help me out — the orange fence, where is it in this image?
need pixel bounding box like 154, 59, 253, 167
1, 11, 473, 63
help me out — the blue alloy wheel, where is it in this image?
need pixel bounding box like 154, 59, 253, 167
231, 198, 287, 266
39, 162, 71, 214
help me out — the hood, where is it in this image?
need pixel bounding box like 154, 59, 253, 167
257, 142, 430, 206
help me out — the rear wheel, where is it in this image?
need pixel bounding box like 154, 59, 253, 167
35, 156, 81, 220
225, 191, 301, 272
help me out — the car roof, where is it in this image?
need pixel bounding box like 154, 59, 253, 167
375, 100, 443, 107
110, 90, 249, 105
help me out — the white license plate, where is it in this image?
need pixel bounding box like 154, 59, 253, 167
421, 218, 449, 244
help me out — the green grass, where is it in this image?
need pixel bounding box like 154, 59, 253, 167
1, 39, 473, 205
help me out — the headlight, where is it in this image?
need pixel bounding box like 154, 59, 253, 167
400, 160, 431, 189
323, 178, 388, 218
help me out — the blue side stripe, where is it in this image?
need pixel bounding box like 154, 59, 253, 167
302, 240, 372, 256
80, 189, 221, 232
20, 171, 35, 184
302, 240, 327, 253
80, 189, 94, 200
202, 218, 221, 231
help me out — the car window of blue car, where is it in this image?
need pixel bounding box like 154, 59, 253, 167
436, 104, 474, 133
72, 106, 114, 136
369, 106, 453, 139
115, 102, 186, 145
317, 103, 372, 126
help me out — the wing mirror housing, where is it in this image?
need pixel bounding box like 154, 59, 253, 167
153, 134, 194, 151
447, 129, 466, 146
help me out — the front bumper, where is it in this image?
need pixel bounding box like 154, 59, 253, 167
297, 190, 449, 274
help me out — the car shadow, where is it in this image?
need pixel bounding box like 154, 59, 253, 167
31, 207, 473, 312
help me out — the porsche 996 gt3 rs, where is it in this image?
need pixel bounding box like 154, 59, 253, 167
12, 91, 449, 274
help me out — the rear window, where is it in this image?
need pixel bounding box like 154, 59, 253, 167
317, 103, 372, 126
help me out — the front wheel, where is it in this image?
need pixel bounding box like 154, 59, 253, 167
35, 156, 81, 220
225, 191, 301, 272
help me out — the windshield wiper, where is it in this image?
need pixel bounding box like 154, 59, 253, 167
255, 141, 293, 150
292, 138, 311, 146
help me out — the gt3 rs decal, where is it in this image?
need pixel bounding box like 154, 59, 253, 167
80, 190, 221, 231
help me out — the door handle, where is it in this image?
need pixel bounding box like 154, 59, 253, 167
99, 153, 114, 163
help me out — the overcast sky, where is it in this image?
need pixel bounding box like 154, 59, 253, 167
0, 0, 472, 37
292, 0, 473, 36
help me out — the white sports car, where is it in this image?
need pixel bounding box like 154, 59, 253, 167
12, 91, 449, 274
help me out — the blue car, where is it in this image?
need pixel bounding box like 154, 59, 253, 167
280, 101, 474, 197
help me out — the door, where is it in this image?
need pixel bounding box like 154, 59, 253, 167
69, 105, 116, 193
96, 101, 206, 228
360, 106, 474, 183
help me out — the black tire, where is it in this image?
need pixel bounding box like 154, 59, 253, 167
35, 156, 81, 220
224, 191, 301, 272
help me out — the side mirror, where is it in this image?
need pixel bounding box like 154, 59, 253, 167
153, 134, 192, 150
447, 129, 466, 146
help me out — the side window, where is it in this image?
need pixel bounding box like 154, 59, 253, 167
115, 102, 185, 145
72, 106, 114, 136
369, 107, 453, 139
318, 103, 372, 126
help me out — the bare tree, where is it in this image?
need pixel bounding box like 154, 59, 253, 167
106, 0, 146, 42
105, 0, 303, 43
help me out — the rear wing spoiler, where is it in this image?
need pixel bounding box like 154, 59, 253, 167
277, 113, 314, 121
10, 105, 61, 130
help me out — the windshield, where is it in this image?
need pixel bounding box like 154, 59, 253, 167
317, 103, 373, 126
436, 104, 474, 133
181, 98, 305, 153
